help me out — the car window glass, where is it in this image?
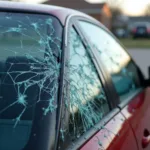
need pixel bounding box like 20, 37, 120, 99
0, 12, 62, 150
62, 27, 109, 143
78, 21, 142, 101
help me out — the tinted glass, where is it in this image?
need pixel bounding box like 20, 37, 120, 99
62, 27, 109, 142
0, 12, 62, 150
79, 21, 142, 101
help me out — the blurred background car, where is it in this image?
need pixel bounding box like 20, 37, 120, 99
114, 28, 129, 38
131, 22, 150, 38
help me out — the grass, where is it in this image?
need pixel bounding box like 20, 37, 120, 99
0, 37, 150, 49
0, 38, 38, 45
119, 38, 150, 49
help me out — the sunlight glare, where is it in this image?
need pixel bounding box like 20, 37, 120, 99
122, 0, 150, 16
85, 0, 106, 3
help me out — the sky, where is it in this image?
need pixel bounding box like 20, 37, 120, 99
16, 0, 150, 16
121, 0, 150, 16
15, 0, 47, 3
87, 0, 150, 16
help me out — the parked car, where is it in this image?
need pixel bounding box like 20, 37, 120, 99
131, 22, 150, 38
114, 28, 129, 38
0, 1, 150, 150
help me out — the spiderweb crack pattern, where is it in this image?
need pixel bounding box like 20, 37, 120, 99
0, 13, 61, 128
61, 28, 109, 142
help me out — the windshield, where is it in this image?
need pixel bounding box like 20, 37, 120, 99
0, 12, 62, 150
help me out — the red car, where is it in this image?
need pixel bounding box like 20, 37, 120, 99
0, 1, 150, 150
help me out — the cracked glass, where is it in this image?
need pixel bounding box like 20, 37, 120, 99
0, 12, 62, 150
59, 27, 109, 149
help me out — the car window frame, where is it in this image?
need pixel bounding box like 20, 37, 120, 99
57, 15, 121, 150
73, 16, 120, 108
73, 16, 145, 109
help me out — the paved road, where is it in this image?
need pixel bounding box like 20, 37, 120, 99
128, 48, 150, 79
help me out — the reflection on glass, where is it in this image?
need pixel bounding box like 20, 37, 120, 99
65, 27, 109, 140
79, 21, 141, 101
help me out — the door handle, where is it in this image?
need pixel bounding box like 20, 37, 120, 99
142, 129, 150, 148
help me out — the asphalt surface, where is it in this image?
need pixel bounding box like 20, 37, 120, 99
128, 48, 150, 79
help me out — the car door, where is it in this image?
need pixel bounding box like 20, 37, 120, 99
57, 18, 138, 150
76, 19, 150, 150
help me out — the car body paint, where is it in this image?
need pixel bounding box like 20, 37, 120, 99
121, 87, 150, 150
80, 112, 138, 150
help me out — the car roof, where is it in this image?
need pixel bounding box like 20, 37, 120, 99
0, 1, 98, 26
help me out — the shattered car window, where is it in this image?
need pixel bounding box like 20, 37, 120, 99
0, 12, 62, 150
60, 27, 109, 146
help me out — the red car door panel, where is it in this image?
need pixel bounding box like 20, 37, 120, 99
80, 112, 138, 150
121, 87, 150, 150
